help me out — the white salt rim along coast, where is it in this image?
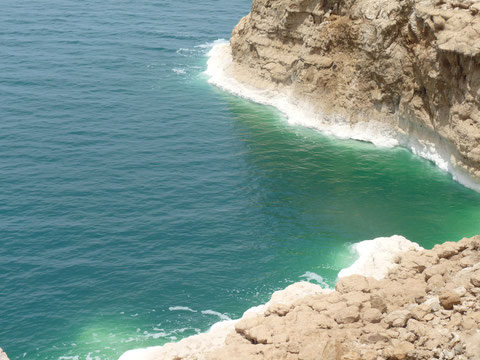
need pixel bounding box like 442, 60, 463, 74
205, 40, 480, 192
118, 234, 421, 360
338, 235, 424, 280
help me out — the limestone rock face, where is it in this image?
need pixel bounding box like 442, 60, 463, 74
207, 236, 480, 359
229, 0, 480, 182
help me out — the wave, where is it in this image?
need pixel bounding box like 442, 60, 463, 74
205, 40, 480, 192
118, 235, 420, 360
200, 310, 231, 321
168, 306, 197, 312
172, 68, 187, 75
299, 271, 329, 288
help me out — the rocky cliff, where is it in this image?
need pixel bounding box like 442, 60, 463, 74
224, 0, 480, 189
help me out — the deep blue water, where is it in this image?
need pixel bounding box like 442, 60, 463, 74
1, 1, 480, 359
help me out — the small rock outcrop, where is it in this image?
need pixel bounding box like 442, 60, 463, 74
0, 348, 10, 360
206, 236, 480, 359
227, 0, 480, 184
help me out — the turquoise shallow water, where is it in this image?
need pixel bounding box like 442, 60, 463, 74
1, 1, 480, 359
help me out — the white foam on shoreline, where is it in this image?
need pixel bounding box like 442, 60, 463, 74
205, 41, 480, 192
118, 235, 421, 360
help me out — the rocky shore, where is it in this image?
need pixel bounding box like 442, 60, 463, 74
119, 1, 480, 358
217, 0, 480, 189
208, 236, 480, 360
120, 235, 480, 359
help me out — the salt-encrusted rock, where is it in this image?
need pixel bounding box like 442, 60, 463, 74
120, 236, 480, 360
434, 241, 461, 259
384, 340, 415, 360
370, 294, 388, 313
222, 0, 480, 188
0, 349, 9, 360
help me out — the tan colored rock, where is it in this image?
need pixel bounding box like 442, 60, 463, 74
470, 270, 480, 287
424, 263, 448, 280
335, 275, 370, 294
410, 303, 430, 321
267, 303, 291, 316
439, 290, 461, 310
433, 242, 460, 259
385, 340, 415, 359
369, 295, 388, 313
427, 273, 446, 292
362, 308, 382, 323
384, 309, 412, 327
334, 305, 360, 324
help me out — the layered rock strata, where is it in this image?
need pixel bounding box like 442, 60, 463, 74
120, 235, 480, 359
225, 0, 480, 188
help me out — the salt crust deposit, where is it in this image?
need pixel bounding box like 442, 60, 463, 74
206, 42, 480, 192
118, 235, 418, 360
338, 235, 424, 280
0, 348, 9, 360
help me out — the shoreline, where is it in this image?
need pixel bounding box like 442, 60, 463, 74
119, 234, 480, 359
118, 38, 480, 359
205, 41, 480, 193
119, 235, 421, 359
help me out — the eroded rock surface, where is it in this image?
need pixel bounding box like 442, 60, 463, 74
228, 0, 480, 182
206, 236, 480, 359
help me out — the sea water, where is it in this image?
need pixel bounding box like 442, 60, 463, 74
1, 0, 480, 359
